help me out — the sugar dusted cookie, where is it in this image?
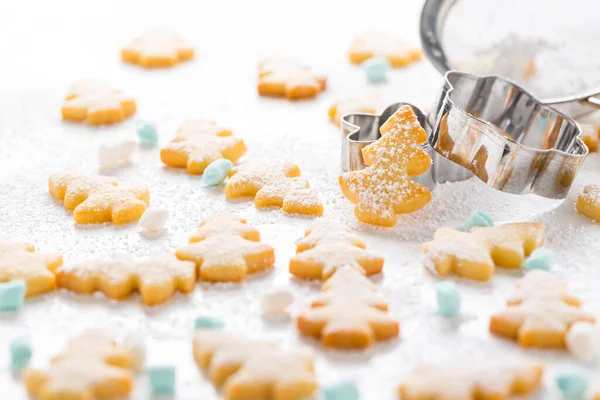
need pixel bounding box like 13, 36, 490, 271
176, 213, 275, 282
49, 174, 150, 225
490, 270, 595, 348
297, 266, 398, 349
23, 331, 136, 400
62, 80, 136, 125
576, 184, 600, 223
0, 236, 62, 297
193, 329, 318, 399
56, 253, 195, 306
226, 162, 323, 216
338, 105, 432, 226
398, 360, 544, 399
122, 27, 194, 68
258, 59, 326, 100
328, 93, 379, 126
581, 124, 598, 152
349, 31, 422, 67
422, 223, 545, 281
160, 119, 246, 175
290, 220, 383, 280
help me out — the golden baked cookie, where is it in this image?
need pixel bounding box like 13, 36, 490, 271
489, 270, 595, 348
422, 223, 545, 281
56, 253, 196, 306
225, 162, 323, 216
349, 31, 422, 67
338, 105, 432, 226
193, 329, 318, 399
258, 59, 326, 100
0, 236, 62, 297
328, 93, 379, 126
62, 80, 136, 125
398, 360, 544, 399
576, 184, 600, 223
176, 213, 275, 282
23, 331, 136, 400
48, 174, 150, 225
122, 27, 193, 68
160, 119, 246, 175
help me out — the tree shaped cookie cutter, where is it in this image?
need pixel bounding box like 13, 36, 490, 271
341, 71, 587, 200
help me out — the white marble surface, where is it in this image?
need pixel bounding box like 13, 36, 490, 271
0, 0, 599, 398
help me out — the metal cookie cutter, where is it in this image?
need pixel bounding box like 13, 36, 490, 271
340, 102, 436, 191
340, 74, 587, 200
427, 71, 587, 199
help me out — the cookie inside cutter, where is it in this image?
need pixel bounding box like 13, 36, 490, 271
340, 102, 436, 191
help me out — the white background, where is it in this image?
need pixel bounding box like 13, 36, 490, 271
0, 0, 599, 398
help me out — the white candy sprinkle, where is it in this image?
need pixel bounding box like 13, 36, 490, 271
260, 288, 294, 319
98, 140, 136, 170
123, 334, 146, 370
566, 322, 600, 363
139, 207, 169, 233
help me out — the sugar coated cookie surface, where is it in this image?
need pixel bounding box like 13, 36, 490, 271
62, 80, 136, 125
297, 266, 399, 349
225, 162, 323, 216
328, 92, 379, 126
398, 360, 544, 399
289, 220, 383, 280
23, 331, 136, 400
0, 236, 62, 297
56, 253, 196, 306
490, 270, 595, 348
122, 27, 193, 68
338, 105, 432, 226
349, 31, 422, 67
422, 223, 545, 281
258, 59, 327, 100
48, 174, 150, 225
576, 184, 600, 222
193, 329, 318, 399
160, 119, 246, 175
176, 213, 275, 282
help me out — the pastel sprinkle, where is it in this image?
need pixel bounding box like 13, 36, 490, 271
0, 281, 26, 311
462, 210, 493, 232
10, 336, 32, 372
321, 380, 359, 400
436, 281, 460, 317
362, 56, 390, 83
556, 371, 588, 399
524, 248, 554, 271
194, 316, 225, 330
146, 366, 176, 396
136, 120, 158, 146
203, 159, 234, 186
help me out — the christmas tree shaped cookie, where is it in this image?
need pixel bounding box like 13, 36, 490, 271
122, 27, 194, 68
176, 213, 275, 282
338, 105, 432, 226
258, 59, 326, 100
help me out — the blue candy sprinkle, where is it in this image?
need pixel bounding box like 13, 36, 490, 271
462, 210, 493, 232
524, 248, 554, 271
147, 366, 176, 396
556, 372, 588, 399
362, 57, 390, 83
136, 120, 158, 146
203, 159, 234, 186
436, 281, 460, 318
321, 380, 359, 400
10, 336, 32, 372
0, 281, 26, 311
194, 316, 225, 330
